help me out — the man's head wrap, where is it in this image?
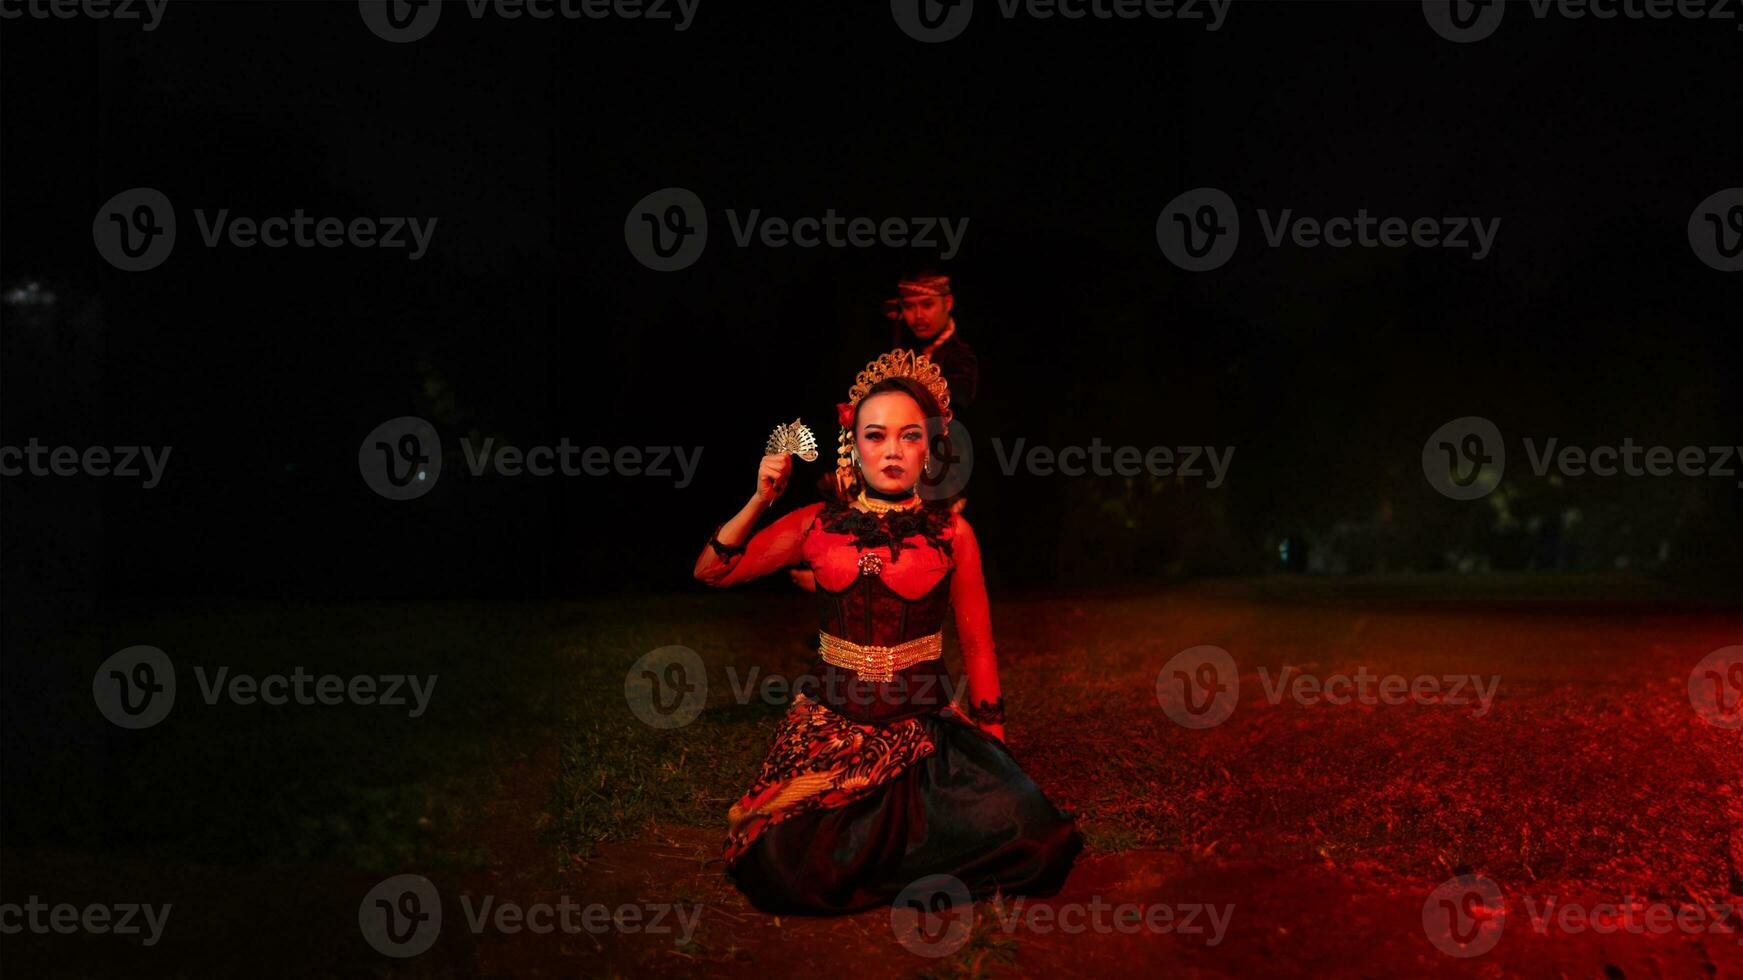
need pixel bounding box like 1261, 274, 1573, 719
883, 272, 952, 320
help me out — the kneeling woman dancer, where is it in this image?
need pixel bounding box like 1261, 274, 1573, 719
694, 349, 1081, 914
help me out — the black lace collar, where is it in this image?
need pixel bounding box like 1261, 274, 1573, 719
818, 500, 954, 559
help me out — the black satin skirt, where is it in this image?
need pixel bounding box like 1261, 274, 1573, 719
726, 712, 1083, 915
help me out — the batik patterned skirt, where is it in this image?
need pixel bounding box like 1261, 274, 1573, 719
724, 693, 1082, 915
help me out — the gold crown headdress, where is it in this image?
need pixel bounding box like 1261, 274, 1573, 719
835, 348, 952, 482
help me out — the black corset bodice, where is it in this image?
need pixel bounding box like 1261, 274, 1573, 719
815, 569, 953, 646
796, 502, 959, 724
801, 546, 957, 725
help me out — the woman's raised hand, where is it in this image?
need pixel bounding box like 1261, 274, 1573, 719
756, 453, 792, 503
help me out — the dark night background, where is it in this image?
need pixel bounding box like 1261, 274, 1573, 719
1, 3, 1740, 974
4, 1, 1737, 607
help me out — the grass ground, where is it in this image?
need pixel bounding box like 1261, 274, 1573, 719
2, 575, 1739, 976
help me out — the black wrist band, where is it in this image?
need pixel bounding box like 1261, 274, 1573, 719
709, 526, 747, 559
966, 695, 1005, 726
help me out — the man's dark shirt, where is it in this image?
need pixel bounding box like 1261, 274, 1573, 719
897, 324, 978, 411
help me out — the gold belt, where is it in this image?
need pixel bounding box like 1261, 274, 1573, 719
818, 630, 943, 683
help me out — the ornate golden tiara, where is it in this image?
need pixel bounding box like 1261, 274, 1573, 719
846, 349, 952, 424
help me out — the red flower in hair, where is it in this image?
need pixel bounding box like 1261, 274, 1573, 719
836, 401, 856, 430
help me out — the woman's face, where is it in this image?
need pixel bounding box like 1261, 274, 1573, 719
855, 391, 928, 495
